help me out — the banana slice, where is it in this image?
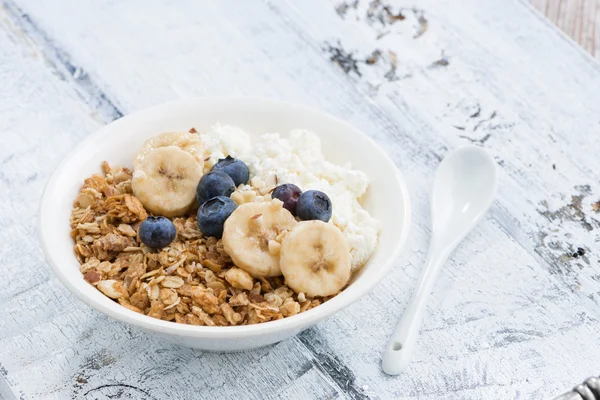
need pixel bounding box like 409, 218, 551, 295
222, 199, 297, 277
132, 146, 203, 217
134, 132, 204, 170
280, 220, 351, 297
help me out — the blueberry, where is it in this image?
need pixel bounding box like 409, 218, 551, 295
211, 156, 250, 186
271, 184, 302, 215
296, 190, 333, 222
196, 171, 235, 205
198, 196, 237, 238
139, 216, 177, 248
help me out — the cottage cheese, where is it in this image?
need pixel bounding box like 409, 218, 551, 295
200, 125, 380, 271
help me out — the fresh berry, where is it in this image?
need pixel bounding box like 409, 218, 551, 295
198, 196, 238, 238
271, 184, 302, 215
139, 216, 177, 248
296, 190, 333, 222
211, 156, 250, 186
196, 171, 235, 205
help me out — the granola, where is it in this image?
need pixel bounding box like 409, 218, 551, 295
71, 163, 328, 326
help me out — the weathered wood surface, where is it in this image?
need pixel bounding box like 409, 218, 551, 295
530, 0, 600, 59
1, 0, 600, 399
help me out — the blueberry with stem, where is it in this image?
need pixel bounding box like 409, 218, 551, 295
211, 156, 250, 186
198, 196, 238, 238
196, 171, 235, 205
296, 190, 333, 222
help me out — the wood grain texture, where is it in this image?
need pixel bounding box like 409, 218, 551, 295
529, 0, 600, 58
1, 0, 600, 399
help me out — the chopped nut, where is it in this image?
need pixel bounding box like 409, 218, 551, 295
147, 300, 165, 319
259, 278, 272, 292
225, 267, 254, 290
162, 296, 180, 310
242, 190, 257, 203
248, 292, 265, 303
118, 298, 142, 313
84, 270, 102, 284
164, 256, 186, 275
105, 195, 147, 223
250, 303, 279, 320
265, 292, 284, 307
113, 169, 132, 183
93, 233, 131, 259
161, 276, 185, 289
82, 174, 107, 193
148, 275, 165, 286
75, 189, 100, 208
202, 259, 222, 273
75, 244, 92, 260
97, 280, 127, 299
220, 303, 242, 325
97, 261, 112, 273
217, 289, 227, 303
204, 270, 216, 283
140, 269, 160, 280
77, 222, 100, 234
124, 195, 148, 221
229, 292, 250, 306
191, 306, 215, 326
102, 161, 111, 175
231, 191, 244, 205
81, 235, 95, 243
130, 290, 150, 310
191, 287, 219, 314
80, 257, 100, 272
175, 313, 188, 324
213, 314, 229, 326
207, 280, 226, 296
147, 284, 160, 300
117, 224, 137, 237
300, 301, 311, 312
267, 240, 280, 256
279, 298, 300, 317
176, 283, 194, 297
160, 288, 179, 305
250, 282, 261, 295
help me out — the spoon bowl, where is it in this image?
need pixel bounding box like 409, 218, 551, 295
432, 146, 497, 247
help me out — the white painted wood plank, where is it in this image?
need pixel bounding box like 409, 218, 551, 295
2, 0, 600, 398
0, 9, 103, 305
0, 375, 17, 400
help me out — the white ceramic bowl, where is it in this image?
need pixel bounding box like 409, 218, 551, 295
40, 98, 411, 351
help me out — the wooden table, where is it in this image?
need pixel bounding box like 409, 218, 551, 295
2, 0, 600, 399
531, 0, 600, 59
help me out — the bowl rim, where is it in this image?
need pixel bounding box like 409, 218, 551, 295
39, 97, 412, 339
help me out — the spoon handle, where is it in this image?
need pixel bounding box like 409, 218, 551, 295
382, 246, 450, 375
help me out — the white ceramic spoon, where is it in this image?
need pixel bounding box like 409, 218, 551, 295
382, 145, 498, 375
